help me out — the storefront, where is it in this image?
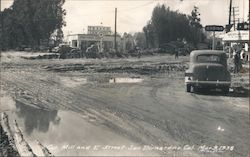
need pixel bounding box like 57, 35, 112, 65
67, 34, 121, 52
222, 30, 249, 61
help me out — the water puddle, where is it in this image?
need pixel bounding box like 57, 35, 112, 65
109, 77, 143, 84
60, 77, 87, 87
1, 93, 156, 156
59, 76, 144, 87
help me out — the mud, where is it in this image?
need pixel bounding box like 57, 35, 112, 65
0, 51, 249, 156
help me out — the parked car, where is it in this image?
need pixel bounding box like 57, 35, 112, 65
51, 44, 70, 53
185, 50, 231, 93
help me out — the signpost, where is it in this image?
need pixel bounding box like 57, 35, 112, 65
205, 25, 224, 50
99, 33, 103, 53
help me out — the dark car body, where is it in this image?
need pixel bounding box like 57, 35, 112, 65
185, 50, 231, 93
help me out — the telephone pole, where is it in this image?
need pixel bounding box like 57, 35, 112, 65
233, 7, 235, 30
228, 0, 232, 25
114, 8, 117, 53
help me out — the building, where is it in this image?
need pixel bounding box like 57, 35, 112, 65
67, 26, 140, 53
67, 33, 121, 52
87, 26, 111, 35
221, 30, 249, 61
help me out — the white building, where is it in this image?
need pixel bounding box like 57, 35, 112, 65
67, 33, 121, 52
87, 26, 111, 35
221, 30, 249, 61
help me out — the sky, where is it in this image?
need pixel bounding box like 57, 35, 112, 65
1, 0, 249, 35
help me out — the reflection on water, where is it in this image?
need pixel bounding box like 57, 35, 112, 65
15, 101, 60, 135
109, 77, 143, 83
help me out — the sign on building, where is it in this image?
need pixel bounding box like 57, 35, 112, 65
237, 22, 249, 31
222, 30, 249, 42
205, 25, 224, 32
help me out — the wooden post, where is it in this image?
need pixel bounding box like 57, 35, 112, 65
212, 31, 215, 50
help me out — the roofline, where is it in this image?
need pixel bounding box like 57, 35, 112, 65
67, 34, 84, 36
88, 25, 111, 28
67, 34, 121, 37
191, 50, 225, 54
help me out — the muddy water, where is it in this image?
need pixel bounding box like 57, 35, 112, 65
109, 77, 144, 84
59, 75, 144, 86
0, 93, 158, 156
60, 76, 87, 87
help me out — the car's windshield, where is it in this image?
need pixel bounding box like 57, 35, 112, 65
197, 54, 221, 63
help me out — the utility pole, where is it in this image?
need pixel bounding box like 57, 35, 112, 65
228, 0, 232, 25
114, 8, 117, 53
226, 0, 233, 32
212, 31, 215, 50
233, 7, 235, 30
0, 0, 3, 53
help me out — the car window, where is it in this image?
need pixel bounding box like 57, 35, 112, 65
197, 54, 221, 63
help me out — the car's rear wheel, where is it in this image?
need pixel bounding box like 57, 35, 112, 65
186, 84, 191, 92
222, 86, 230, 94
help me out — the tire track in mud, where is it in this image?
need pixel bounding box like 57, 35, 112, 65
72, 80, 193, 154
1, 56, 248, 156
148, 83, 247, 157
65, 82, 185, 155
158, 85, 250, 157
148, 80, 197, 144
1, 70, 89, 113
71, 85, 165, 145
4, 69, 195, 155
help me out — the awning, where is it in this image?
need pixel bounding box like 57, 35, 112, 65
221, 30, 249, 42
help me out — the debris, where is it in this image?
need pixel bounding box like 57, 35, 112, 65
0, 115, 20, 157
1, 113, 18, 152
13, 120, 37, 157
36, 140, 54, 157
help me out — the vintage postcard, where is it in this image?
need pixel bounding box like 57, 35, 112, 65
0, 0, 249, 156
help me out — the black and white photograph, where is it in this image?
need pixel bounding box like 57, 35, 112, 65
0, 0, 249, 156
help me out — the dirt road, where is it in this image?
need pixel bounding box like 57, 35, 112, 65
0, 52, 249, 156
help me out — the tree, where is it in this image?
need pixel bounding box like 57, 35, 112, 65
188, 6, 205, 46
0, 0, 66, 50
143, 21, 158, 48
51, 28, 64, 46
123, 33, 134, 51
141, 4, 206, 51
134, 32, 146, 49
189, 6, 202, 29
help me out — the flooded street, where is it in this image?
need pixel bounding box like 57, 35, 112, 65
0, 52, 249, 156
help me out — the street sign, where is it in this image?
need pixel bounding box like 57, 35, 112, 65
237, 22, 249, 30
205, 25, 224, 32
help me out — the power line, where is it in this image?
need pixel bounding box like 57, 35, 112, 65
118, 1, 157, 13
62, 1, 157, 16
